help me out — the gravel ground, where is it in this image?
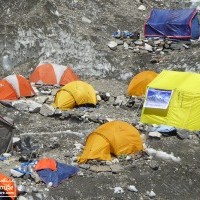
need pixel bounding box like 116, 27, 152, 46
0, 0, 200, 199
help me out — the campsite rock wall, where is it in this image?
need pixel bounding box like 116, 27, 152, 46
0, 0, 197, 80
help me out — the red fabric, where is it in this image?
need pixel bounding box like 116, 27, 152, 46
35, 158, 57, 171
17, 75, 36, 97
29, 63, 57, 85
59, 67, 79, 86
0, 80, 18, 100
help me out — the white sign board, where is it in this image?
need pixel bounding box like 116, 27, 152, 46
144, 88, 173, 109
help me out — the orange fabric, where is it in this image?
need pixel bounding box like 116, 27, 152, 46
29, 63, 57, 85
128, 71, 158, 96
91, 121, 143, 156
53, 81, 97, 110
0, 80, 18, 100
59, 67, 79, 86
78, 121, 143, 163
0, 173, 17, 200
17, 75, 36, 97
35, 158, 57, 171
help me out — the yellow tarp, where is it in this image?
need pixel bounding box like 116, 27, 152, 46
78, 121, 143, 163
141, 70, 200, 130
53, 81, 97, 110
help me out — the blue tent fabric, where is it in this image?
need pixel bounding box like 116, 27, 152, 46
144, 8, 199, 39
37, 162, 79, 187
152, 125, 176, 133
14, 161, 37, 175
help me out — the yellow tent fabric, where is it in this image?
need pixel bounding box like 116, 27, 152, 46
141, 70, 200, 130
53, 81, 97, 110
78, 121, 143, 163
128, 71, 158, 96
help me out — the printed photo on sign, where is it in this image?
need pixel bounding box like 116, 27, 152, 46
144, 88, 173, 109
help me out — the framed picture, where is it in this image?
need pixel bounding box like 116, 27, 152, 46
144, 88, 173, 109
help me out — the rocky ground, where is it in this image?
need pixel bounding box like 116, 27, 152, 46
1, 80, 200, 200
1, 0, 200, 200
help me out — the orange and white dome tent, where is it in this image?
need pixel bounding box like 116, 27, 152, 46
0, 74, 35, 100
29, 63, 79, 85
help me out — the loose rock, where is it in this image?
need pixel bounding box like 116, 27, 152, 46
146, 190, 156, 198
148, 131, 161, 139
138, 5, 146, 11
127, 185, 138, 192
40, 104, 55, 116
108, 41, 118, 50
177, 130, 190, 140
114, 187, 124, 194
110, 164, 123, 174
82, 16, 92, 24
90, 165, 111, 172
150, 160, 159, 170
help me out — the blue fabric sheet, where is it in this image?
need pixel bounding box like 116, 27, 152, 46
37, 162, 79, 187
152, 125, 176, 133
0, 156, 7, 161
14, 161, 36, 175
112, 30, 134, 38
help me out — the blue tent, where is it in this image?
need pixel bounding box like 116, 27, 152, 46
144, 8, 200, 40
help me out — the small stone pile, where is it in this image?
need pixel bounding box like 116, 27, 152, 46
10, 84, 141, 123
108, 37, 193, 56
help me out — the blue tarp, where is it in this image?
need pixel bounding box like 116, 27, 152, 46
14, 161, 36, 175
152, 125, 176, 133
144, 8, 200, 39
37, 162, 79, 187
152, 125, 177, 136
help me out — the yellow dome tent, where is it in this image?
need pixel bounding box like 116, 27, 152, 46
128, 71, 158, 96
53, 81, 97, 110
78, 121, 143, 163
